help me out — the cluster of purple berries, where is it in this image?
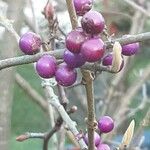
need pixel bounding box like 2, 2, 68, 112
18, 0, 140, 87
84, 116, 114, 150
62, 0, 106, 86
18, 32, 77, 86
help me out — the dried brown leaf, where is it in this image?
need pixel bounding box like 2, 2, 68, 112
111, 42, 122, 73
120, 120, 135, 149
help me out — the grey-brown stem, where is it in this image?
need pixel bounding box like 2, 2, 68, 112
0, 32, 150, 70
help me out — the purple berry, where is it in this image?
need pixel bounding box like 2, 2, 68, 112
74, 0, 93, 16
66, 29, 88, 54
55, 63, 77, 86
81, 10, 105, 35
102, 53, 113, 66
97, 144, 110, 150
122, 42, 140, 56
98, 116, 114, 133
81, 38, 105, 62
19, 32, 42, 55
102, 53, 124, 71
36, 55, 57, 79
63, 50, 86, 68
84, 132, 101, 147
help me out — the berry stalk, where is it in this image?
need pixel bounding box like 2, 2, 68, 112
0, 32, 150, 70
65, 0, 96, 150
82, 71, 96, 150
66, 0, 78, 29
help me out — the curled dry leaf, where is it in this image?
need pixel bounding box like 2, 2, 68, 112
111, 42, 122, 73
120, 120, 135, 149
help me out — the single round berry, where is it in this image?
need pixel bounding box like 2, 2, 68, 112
36, 55, 57, 79
19, 32, 42, 55
81, 10, 105, 35
122, 42, 140, 56
84, 132, 101, 147
63, 50, 86, 68
74, 0, 93, 16
102, 53, 124, 71
97, 144, 110, 150
66, 29, 88, 53
55, 63, 77, 86
81, 38, 105, 62
98, 116, 114, 133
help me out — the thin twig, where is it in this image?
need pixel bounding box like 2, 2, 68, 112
57, 85, 68, 106
123, 0, 150, 17
58, 26, 66, 37
0, 16, 20, 42
115, 64, 150, 126
65, 0, 78, 29
16, 132, 45, 141
42, 79, 88, 150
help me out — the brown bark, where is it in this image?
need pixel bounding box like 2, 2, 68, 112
0, 1, 24, 150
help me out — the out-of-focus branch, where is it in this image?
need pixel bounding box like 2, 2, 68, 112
123, 0, 150, 17
24, 13, 36, 32
0, 16, 20, 42
116, 81, 149, 128
0, 32, 150, 70
15, 73, 48, 113
102, 10, 147, 142
29, 0, 39, 33
102, 9, 147, 116
115, 64, 150, 123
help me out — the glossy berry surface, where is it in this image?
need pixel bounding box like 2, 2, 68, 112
63, 50, 86, 68
122, 42, 140, 56
36, 55, 57, 79
102, 53, 113, 66
55, 63, 77, 87
74, 0, 93, 16
19, 32, 42, 55
81, 10, 105, 35
102, 53, 124, 71
97, 144, 110, 150
81, 38, 105, 62
98, 116, 114, 133
84, 132, 101, 147
66, 29, 87, 53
